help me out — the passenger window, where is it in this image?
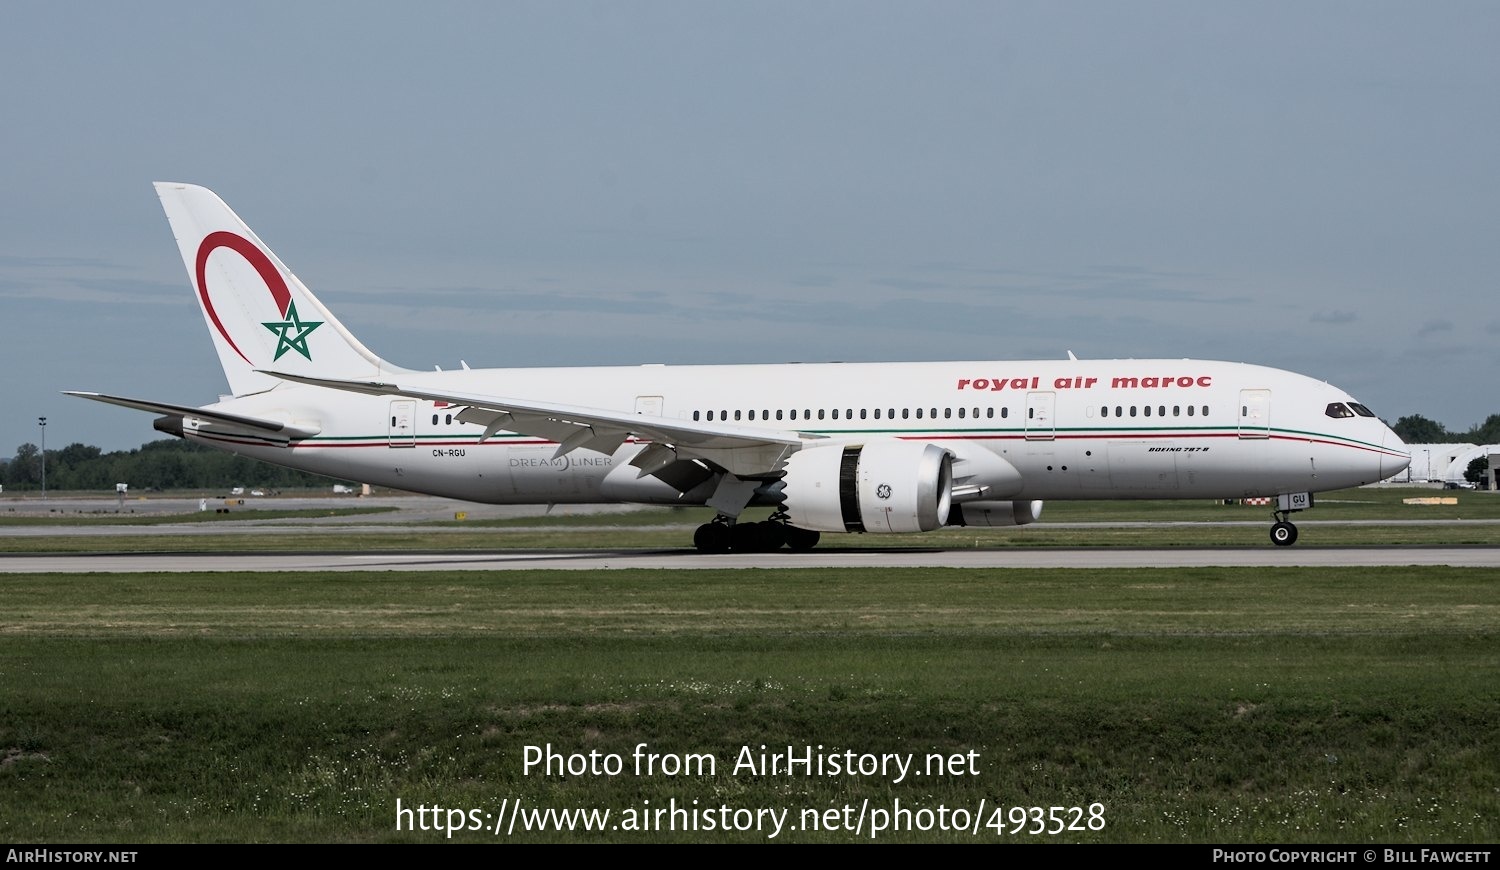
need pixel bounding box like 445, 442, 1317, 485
1143, 406, 1151, 417
735, 410, 742, 421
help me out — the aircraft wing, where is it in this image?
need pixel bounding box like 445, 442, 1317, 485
63, 391, 321, 439
261, 371, 820, 477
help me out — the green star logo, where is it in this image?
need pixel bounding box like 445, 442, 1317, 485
262, 301, 324, 361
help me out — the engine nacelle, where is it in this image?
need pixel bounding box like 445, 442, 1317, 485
950, 500, 1044, 527
782, 441, 953, 533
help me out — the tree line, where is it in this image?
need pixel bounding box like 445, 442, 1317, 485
1390, 414, 1500, 446
0, 439, 349, 492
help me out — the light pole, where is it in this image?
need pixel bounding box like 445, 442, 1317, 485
37, 417, 46, 501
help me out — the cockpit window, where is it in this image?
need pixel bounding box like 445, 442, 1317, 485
1348, 403, 1376, 418
1325, 403, 1356, 419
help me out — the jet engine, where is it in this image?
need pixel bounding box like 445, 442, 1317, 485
949, 500, 1044, 527
781, 441, 953, 533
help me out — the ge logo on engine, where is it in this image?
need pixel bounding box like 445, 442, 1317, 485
876, 484, 893, 499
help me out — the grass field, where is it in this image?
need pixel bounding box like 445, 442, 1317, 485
2, 566, 1496, 842
0, 506, 397, 526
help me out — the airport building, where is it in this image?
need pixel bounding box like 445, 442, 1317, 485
1392, 443, 1497, 489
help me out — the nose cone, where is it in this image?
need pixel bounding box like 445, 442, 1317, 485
1382, 426, 1411, 481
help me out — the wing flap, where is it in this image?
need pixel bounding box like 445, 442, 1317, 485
263, 371, 818, 475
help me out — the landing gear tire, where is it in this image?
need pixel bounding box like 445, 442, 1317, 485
784, 526, 821, 550
758, 521, 789, 551
726, 521, 788, 552
729, 522, 764, 552
693, 522, 731, 552
695, 513, 818, 552
1270, 521, 1298, 547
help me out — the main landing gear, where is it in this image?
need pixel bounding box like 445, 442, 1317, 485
693, 511, 821, 552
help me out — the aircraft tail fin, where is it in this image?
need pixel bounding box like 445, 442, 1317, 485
154, 182, 408, 397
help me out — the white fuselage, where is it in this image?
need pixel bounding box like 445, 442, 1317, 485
188, 358, 1408, 506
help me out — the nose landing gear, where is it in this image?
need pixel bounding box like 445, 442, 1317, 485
1267, 492, 1312, 546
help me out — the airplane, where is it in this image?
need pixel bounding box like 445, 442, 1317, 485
68, 183, 1411, 551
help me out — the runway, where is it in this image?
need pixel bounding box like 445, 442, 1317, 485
3, 546, 1498, 572
4, 493, 1497, 571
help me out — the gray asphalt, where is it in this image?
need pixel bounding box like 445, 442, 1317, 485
4, 493, 1496, 572
3, 547, 1498, 572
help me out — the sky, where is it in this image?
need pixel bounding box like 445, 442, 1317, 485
2, 1, 1497, 455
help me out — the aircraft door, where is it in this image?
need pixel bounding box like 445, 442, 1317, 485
388, 400, 417, 447
1025, 391, 1056, 441
1238, 389, 1271, 439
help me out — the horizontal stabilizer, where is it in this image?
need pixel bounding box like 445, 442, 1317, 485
63, 391, 321, 439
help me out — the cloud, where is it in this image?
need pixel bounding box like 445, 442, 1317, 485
1399, 342, 1472, 362
0, 276, 182, 305
872, 265, 1250, 306
0, 255, 114, 269
1417, 319, 1454, 336
1310, 310, 1357, 324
